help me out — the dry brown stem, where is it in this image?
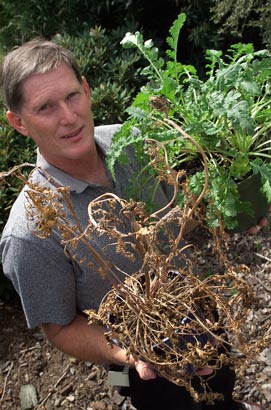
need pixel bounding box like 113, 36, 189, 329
1, 125, 270, 403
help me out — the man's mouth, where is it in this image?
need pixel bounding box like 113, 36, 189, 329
62, 127, 83, 139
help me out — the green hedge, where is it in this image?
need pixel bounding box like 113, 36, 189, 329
0, 104, 36, 300
0, 0, 141, 49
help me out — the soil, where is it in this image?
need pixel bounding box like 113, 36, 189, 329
0, 226, 271, 410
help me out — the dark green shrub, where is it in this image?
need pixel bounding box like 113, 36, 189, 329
0, 0, 141, 49
211, 0, 271, 50
0, 102, 36, 300
1, 0, 268, 77
0, 103, 36, 230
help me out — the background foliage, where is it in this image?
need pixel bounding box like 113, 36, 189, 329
211, 0, 271, 50
0, 0, 270, 298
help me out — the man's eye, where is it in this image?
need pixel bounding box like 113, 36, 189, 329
38, 104, 50, 112
67, 92, 80, 100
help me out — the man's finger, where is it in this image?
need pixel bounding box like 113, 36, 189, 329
134, 360, 157, 380
196, 367, 213, 376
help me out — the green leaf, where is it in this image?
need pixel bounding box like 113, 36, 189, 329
126, 106, 149, 119
205, 49, 223, 76
189, 172, 205, 196
224, 92, 254, 132
106, 121, 144, 178
160, 77, 180, 102
230, 153, 251, 178
239, 80, 261, 96
130, 91, 152, 110
255, 108, 271, 123
251, 160, 271, 202
227, 43, 255, 62
262, 179, 271, 203
166, 13, 186, 62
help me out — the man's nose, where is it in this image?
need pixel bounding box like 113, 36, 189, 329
59, 103, 76, 124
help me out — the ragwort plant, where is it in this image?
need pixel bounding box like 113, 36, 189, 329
107, 13, 271, 230
1, 137, 270, 403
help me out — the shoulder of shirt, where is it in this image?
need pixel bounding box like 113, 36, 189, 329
94, 124, 140, 153
94, 124, 122, 153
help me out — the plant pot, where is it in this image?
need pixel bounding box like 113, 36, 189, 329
230, 174, 269, 233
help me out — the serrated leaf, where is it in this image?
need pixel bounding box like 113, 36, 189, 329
239, 80, 261, 96
262, 179, 271, 202
166, 13, 186, 62
106, 121, 144, 178
126, 106, 149, 119
230, 154, 251, 178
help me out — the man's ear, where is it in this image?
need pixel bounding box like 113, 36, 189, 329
81, 76, 91, 99
6, 111, 29, 136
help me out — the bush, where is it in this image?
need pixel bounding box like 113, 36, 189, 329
0, 0, 141, 49
211, 0, 271, 50
0, 103, 36, 229
0, 103, 36, 300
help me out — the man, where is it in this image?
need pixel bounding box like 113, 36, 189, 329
0, 39, 264, 410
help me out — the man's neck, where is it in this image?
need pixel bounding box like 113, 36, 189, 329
41, 148, 112, 187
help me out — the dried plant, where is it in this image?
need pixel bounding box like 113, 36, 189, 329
1, 122, 270, 403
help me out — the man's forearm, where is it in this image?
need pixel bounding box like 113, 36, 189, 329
42, 313, 133, 366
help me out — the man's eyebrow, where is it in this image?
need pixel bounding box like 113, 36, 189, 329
30, 84, 82, 111
66, 90, 80, 97
33, 99, 51, 110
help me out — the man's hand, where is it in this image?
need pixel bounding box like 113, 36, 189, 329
42, 314, 132, 366
134, 359, 213, 380
247, 216, 269, 234
134, 360, 157, 380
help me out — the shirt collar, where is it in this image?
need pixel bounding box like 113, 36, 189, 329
36, 140, 107, 194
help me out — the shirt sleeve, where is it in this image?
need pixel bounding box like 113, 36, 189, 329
1, 232, 77, 329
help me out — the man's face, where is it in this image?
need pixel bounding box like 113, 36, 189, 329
7, 63, 95, 167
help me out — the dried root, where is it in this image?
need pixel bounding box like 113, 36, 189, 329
1, 122, 270, 403
84, 191, 263, 403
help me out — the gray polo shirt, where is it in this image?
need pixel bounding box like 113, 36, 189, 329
1, 125, 168, 328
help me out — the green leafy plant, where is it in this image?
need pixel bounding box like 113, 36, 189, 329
107, 13, 271, 230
